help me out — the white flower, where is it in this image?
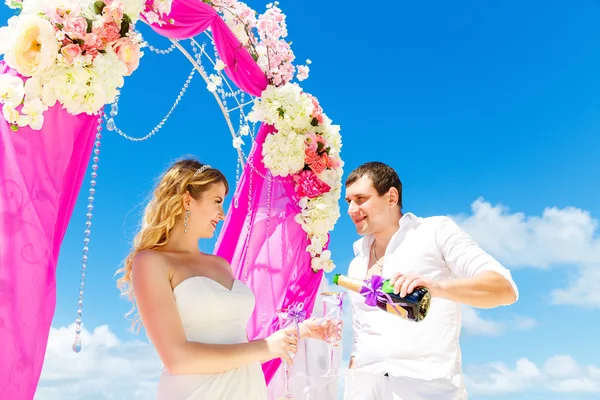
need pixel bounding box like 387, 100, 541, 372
223, 12, 249, 45
122, 0, 146, 22
232, 136, 244, 149
261, 130, 305, 177
4, 0, 22, 10
318, 167, 343, 190
311, 250, 335, 273
22, 0, 80, 16
0, 74, 25, 107
0, 26, 16, 55
21, 97, 45, 130
2, 103, 29, 127
318, 119, 342, 154
306, 233, 328, 257
239, 125, 250, 136
3, 15, 59, 77
248, 83, 314, 133
296, 65, 309, 81
24, 76, 56, 108
214, 59, 226, 71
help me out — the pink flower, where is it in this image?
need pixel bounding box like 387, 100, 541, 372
293, 170, 331, 199
305, 93, 324, 124
82, 33, 104, 57
60, 43, 82, 64
112, 37, 141, 75
63, 16, 88, 41
86, 48, 100, 59
103, 1, 124, 22
310, 159, 327, 175
93, 20, 121, 44
323, 153, 340, 169
305, 148, 319, 165
305, 133, 318, 152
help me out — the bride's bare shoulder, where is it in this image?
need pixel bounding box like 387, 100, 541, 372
131, 249, 172, 280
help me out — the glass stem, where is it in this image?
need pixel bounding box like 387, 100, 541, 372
284, 363, 291, 395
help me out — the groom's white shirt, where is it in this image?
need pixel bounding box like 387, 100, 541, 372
346, 213, 518, 399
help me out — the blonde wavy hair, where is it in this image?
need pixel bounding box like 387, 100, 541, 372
116, 158, 229, 332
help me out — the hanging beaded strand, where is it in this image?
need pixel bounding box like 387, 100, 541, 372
72, 111, 104, 353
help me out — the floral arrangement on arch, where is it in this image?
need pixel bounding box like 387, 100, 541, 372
0, 0, 172, 130
204, 1, 343, 273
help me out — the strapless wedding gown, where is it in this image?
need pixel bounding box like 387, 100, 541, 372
156, 277, 267, 400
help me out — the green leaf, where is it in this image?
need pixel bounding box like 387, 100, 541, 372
56, 23, 64, 30
277, 107, 285, 118
85, 18, 93, 33
94, 1, 105, 15
120, 21, 130, 37
310, 118, 319, 127
122, 14, 132, 24
73, 39, 85, 46
317, 142, 325, 153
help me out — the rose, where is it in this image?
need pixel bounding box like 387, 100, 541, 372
305, 148, 319, 165
3, 15, 59, 77
103, 0, 124, 22
60, 43, 82, 64
82, 33, 104, 58
309, 158, 327, 174
293, 170, 331, 199
112, 37, 140, 75
93, 19, 121, 43
62, 16, 88, 41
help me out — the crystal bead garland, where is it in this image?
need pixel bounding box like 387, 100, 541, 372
107, 45, 199, 142
72, 112, 104, 353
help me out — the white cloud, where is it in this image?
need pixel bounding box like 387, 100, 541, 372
461, 306, 538, 336
34, 324, 162, 400
453, 198, 600, 308
465, 355, 600, 395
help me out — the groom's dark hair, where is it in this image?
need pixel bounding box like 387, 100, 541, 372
345, 162, 403, 209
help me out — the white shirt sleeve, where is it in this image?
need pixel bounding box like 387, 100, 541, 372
435, 216, 519, 302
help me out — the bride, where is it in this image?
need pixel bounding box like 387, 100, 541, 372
116, 158, 337, 399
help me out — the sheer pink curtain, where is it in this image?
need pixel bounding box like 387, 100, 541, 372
0, 62, 100, 398
145, 0, 325, 384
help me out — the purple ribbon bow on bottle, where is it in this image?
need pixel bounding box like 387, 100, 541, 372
359, 275, 404, 314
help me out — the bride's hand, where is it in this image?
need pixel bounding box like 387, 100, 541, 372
265, 327, 298, 365
299, 317, 343, 344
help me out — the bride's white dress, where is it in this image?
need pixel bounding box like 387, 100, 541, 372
156, 276, 267, 400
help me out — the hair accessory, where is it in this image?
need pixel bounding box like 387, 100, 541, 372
193, 164, 212, 177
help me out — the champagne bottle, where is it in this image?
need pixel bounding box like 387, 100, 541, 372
333, 274, 431, 322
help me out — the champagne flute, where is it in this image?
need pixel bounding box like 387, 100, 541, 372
320, 291, 344, 377
276, 309, 299, 400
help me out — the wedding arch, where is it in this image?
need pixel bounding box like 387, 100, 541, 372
0, 0, 343, 398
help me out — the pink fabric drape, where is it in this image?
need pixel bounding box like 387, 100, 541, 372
0, 62, 100, 399
146, 0, 268, 96
214, 125, 324, 383
145, 1, 324, 384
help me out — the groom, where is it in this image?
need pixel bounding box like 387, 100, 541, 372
342, 162, 518, 400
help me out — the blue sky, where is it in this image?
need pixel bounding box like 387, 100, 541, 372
2, 1, 600, 399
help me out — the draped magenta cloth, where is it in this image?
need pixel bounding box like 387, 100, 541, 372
0, 62, 100, 398
146, 0, 268, 96
214, 125, 324, 383
145, 0, 325, 384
